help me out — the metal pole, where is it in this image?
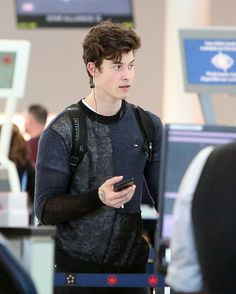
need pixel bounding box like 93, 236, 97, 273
198, 93, 217, 124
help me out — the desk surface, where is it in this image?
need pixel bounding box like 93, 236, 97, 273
0, 226, 56, 238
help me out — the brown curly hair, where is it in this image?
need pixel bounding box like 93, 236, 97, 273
83, 20, 141, 85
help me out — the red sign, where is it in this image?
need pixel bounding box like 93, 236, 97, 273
107, 275, 118, 286
148, 274, 159, 287
2, 56, 12, 65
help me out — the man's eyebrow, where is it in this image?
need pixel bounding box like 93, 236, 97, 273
111, 59, 135, 64
111, 61, 121, 64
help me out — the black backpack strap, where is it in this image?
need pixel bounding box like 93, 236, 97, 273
66, 103, 87, 173
131, 104, 154, 162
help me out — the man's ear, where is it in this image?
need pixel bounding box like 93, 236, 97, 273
87, 62, 97, 77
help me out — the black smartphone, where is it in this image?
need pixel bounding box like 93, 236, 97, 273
113, 178, 135, 192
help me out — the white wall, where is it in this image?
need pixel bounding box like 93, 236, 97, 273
0, 1, 164, 118
210, 0, 236, 125
0, 0, 236, 125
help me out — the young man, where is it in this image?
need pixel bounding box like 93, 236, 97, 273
35, 20, 162, 294
25, 104, 48, 168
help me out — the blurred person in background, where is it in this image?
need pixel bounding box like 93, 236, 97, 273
0, 124, 35, 221
24, 104, 48, 168
167, 142, 236, 294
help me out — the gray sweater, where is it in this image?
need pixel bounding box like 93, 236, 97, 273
35, 99, 162, 267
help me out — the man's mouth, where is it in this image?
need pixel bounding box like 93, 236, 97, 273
119, 85, 130, 89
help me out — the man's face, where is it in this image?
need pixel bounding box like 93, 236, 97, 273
24, 112, 36, 135
95, 51, 135, 100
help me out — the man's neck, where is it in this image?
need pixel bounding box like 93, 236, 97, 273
29, 126, 44, 139
85, 92, 123, 116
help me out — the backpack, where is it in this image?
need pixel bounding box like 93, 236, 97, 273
66, 102, 154, 173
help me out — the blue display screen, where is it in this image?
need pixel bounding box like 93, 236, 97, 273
184, 39, 236, 85
158, 124, 236, 240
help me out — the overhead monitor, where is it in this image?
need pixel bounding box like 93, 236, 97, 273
0, 40, 31, 99
158, 123, 236, 244
179, 27, 236, 93
15, 0, 134, 29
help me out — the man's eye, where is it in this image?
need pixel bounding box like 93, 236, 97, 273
113, 64, 121, 70
129, 63, 135, 69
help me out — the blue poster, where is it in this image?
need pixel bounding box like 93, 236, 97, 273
184, 39, 236, 85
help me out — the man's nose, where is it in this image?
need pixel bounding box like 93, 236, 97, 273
122, 67, 133, 80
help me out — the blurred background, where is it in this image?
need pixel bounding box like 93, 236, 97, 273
1, 0, 236, 132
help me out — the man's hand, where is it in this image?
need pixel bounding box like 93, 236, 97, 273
98, 176, 136, 208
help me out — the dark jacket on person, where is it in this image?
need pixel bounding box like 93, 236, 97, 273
35, 99, 162, 270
